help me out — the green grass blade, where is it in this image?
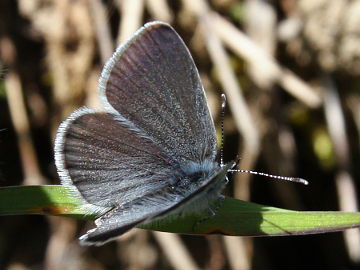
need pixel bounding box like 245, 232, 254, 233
0, 185, 99, 220
1, 185, 359, 236
142, 197, 360, 236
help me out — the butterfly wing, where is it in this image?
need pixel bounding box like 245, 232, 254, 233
99, 21, 217, 164
55, 108, 179, 208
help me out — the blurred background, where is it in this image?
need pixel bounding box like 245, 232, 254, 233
0, 0, 360, 269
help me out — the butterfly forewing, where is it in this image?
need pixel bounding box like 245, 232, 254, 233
99, 22, 217, 163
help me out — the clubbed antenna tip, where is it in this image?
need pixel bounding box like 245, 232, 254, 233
221, 94, 226, 109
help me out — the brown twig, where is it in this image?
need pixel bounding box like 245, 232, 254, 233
89, 0, 114, 63
2, 37, 45, 185
153, 232, 200, 270
116, 0, 144, 45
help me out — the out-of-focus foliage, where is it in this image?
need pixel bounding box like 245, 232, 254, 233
0, 0, 359, 270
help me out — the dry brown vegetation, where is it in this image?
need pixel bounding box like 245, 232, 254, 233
0, 0, 359, 269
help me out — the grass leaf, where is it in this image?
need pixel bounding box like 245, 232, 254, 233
1, 185, 359, 236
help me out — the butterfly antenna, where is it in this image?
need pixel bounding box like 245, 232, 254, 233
220, 94, 226, 167
219, 94, 307, 185
229, 168, 309, 185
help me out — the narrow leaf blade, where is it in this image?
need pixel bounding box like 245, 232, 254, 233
141, 197, 360, 236
1, 185, 359, 236
0, 185, 98, 219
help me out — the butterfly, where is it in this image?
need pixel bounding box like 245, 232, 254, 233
55, 21, 234, 246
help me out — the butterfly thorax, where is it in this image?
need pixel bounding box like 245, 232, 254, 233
173, 159, 218, 187
152, 160, 231, 218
